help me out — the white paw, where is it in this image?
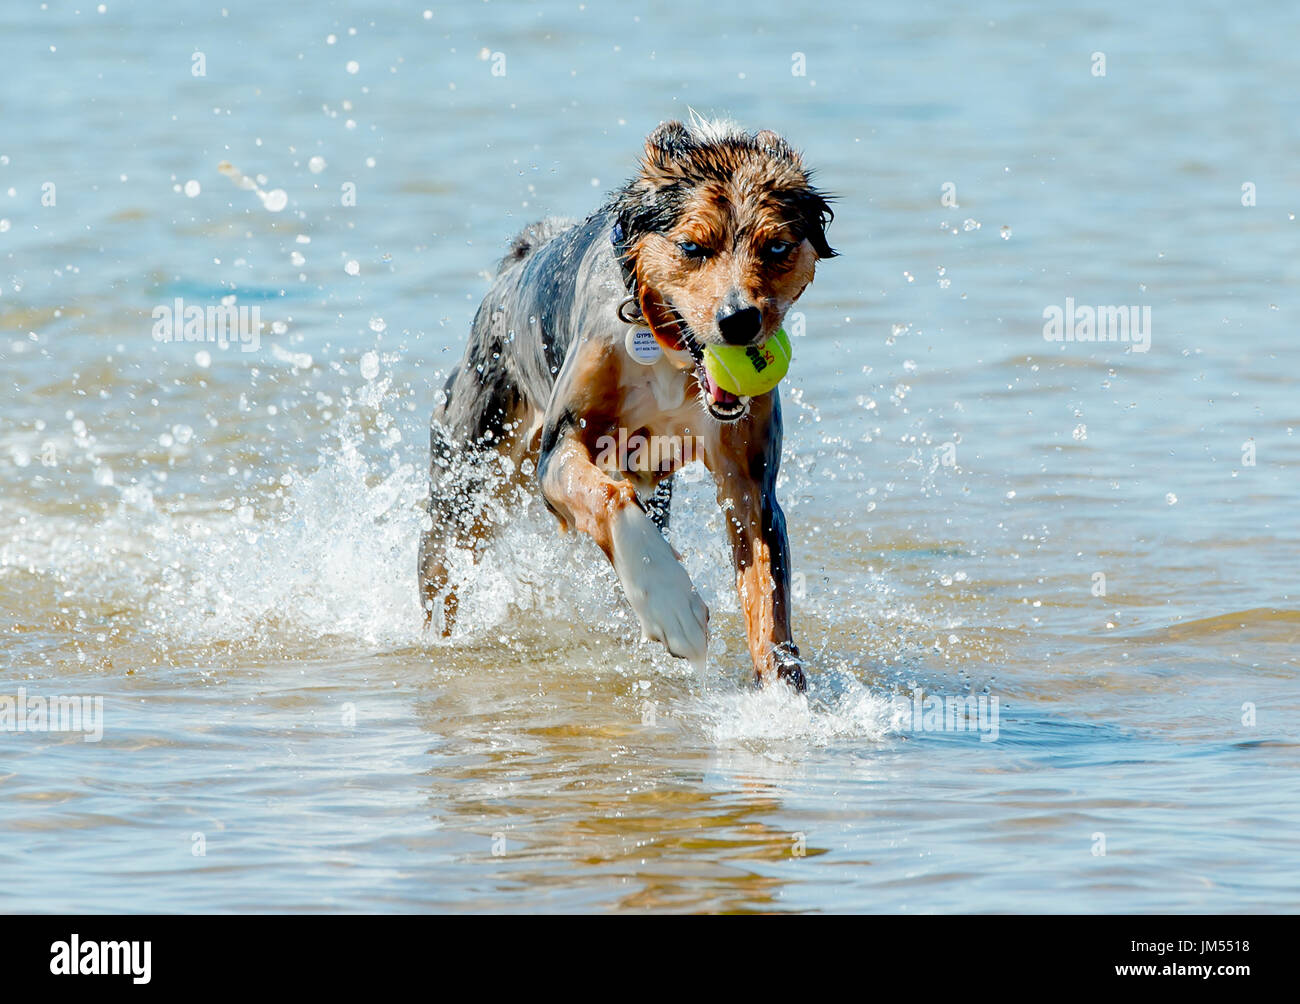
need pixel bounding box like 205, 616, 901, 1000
610, 507, 709, 668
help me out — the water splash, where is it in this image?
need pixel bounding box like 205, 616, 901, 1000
699, 664, 899, 757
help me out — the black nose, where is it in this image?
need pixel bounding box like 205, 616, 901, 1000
716, 306, 762, 345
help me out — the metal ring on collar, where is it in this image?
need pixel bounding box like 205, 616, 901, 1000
616, 295, 643, 325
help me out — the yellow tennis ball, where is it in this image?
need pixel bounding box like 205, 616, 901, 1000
702, 327, 792, 397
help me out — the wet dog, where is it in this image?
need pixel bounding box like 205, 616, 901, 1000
419, 118, 835, 690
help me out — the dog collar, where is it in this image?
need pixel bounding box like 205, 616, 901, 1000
610, 222, 643, 324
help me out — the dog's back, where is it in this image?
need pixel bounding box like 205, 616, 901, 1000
433, 212, 613, 455
498, 216, 579, 273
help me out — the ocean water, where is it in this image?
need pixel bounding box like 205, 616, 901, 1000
1, 0, 1298, 912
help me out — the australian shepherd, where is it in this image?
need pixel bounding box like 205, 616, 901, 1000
419, 118, 836, 691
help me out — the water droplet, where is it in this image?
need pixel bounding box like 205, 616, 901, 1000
260, 188, 288, 212
183, 179, 200, 197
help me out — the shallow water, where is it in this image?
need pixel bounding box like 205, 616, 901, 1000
2, 0, 1298, 912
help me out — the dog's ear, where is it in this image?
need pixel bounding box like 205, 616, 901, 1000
642, 120, 694, 173
785, 187, 838, 259
755, 129, 802, 167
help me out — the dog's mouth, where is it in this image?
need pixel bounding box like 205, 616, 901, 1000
694, 357, 749, 421
664, 307, 750, 422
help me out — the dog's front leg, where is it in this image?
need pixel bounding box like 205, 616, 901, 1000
537, 432, 709, 667
709, 394, 805, 691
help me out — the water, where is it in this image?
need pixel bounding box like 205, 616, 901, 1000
2, 0, 1298, 912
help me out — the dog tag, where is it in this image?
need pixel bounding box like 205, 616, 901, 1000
624, 326, 662, 365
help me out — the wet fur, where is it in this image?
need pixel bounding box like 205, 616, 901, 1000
419, 119, 835, 689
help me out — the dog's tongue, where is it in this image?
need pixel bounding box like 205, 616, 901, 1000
702, 367, 739, 405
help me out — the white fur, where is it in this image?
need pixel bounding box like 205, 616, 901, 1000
610, 505, 709, 668
684, 108, 742, 144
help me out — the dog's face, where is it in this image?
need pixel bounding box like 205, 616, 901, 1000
614, 120, 835, 420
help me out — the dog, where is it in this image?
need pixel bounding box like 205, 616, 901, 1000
418, 118, 836, 690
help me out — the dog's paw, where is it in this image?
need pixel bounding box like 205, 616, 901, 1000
611, 507, 709, 668
765, 642, 807, 693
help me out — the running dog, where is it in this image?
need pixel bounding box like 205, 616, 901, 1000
419, 118, 836, 690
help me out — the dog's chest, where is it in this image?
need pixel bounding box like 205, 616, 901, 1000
620, 360, 700, 434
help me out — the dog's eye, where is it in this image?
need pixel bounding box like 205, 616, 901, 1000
677, 240, 710, 259
765, 240, 793, 259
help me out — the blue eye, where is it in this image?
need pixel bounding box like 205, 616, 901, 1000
678, 240, 708, 258
766, 240, 793, 258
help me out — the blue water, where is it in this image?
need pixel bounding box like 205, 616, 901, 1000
0, 0, 1297, 912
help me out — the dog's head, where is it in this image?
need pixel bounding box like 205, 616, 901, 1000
613, 118, 836, 420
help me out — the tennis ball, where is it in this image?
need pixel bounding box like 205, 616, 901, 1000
702, 327, 792, 397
